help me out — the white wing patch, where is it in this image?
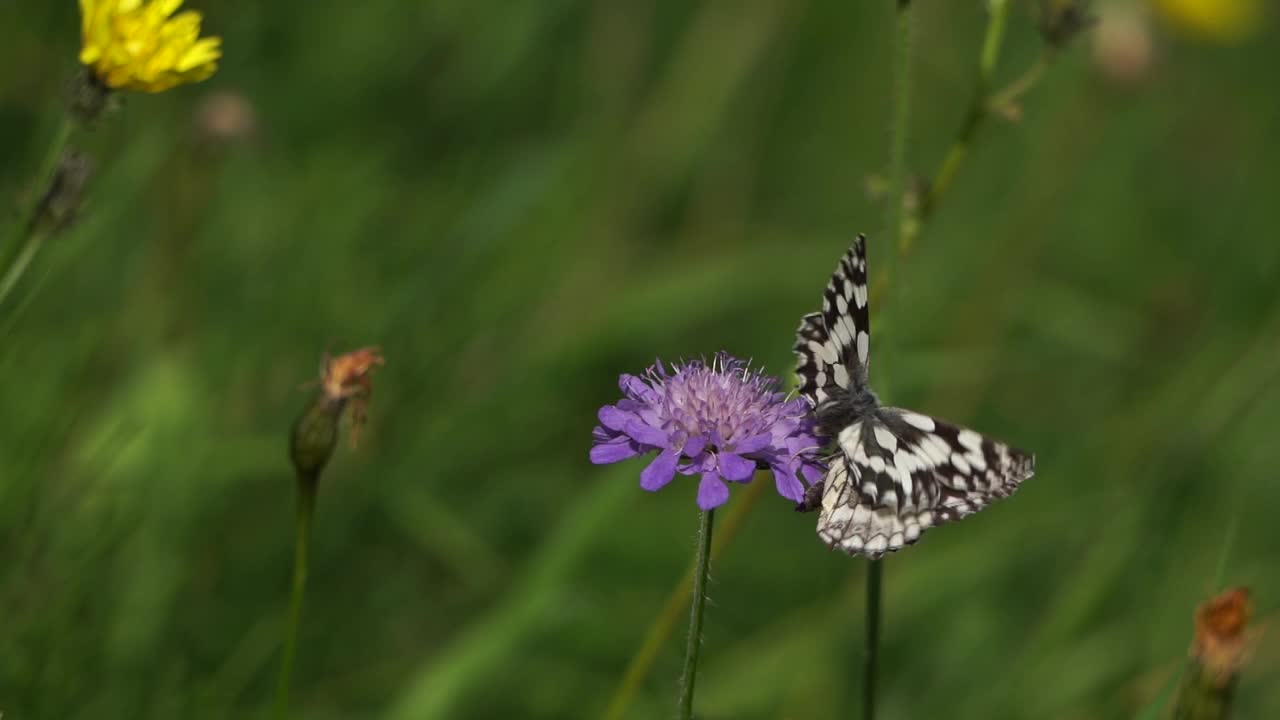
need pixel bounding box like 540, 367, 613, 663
900, 412, 935, 432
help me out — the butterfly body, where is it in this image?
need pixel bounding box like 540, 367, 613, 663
794, 235, 1035, 558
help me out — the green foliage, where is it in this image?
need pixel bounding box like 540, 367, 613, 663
2, 2, 1278, 718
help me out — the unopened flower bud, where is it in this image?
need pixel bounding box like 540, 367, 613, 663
290, 395, 345, 487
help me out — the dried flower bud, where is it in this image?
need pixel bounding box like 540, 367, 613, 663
1039, 0, 1098, 49
289, 347, 385, 486
1192, 587, 1253, 686
1174, 587, 1258, 720
321, 347, 385, 448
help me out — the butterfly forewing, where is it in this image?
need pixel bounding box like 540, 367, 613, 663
793, 234, 871, 407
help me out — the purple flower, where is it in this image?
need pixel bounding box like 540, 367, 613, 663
590, 353, 826, 511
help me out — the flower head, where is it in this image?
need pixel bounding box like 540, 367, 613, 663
591, 353, 825, 510
79, 0, 222, 93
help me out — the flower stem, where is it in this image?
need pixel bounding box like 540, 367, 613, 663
603, 479, 764, 720
0, 227, 52, 310
275, 473, 317, 719
677, 508, 714, 720
863, 559, 883, 720
0, 115, 74, 309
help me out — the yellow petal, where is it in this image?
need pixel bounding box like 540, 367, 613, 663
1150, 0, 1262, 42
177, 37, 221, 72
78, 0, 221, 92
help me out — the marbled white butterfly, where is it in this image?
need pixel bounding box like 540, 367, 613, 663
794, 235, 1035, 558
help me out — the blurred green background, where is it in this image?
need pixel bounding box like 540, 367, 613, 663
2, 1, 1278, 718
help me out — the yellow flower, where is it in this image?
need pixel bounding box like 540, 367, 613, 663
78, 0, 221, 93
1149, 0, 1262, 43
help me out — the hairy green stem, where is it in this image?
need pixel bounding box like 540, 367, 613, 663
677, 508, 715, 720
275, 474, 317, 719
0, 115, 74, 309
603, 478, 764, 720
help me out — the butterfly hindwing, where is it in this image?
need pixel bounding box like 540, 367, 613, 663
814, 409, 1036, 558
793, 235, 871, 406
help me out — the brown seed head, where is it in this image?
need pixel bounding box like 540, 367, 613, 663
1192, 587, 1254, 686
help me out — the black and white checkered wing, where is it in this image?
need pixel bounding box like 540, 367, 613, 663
793, 235, 871, 406
815, 409, 1035, 558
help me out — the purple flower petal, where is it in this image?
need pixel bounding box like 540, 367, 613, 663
624, 418, 669, 447
772, 463, 806, 503
732, 433, 773, 454
619, 374, 654, 401
697, 471, 729, 510
640, 448, 679, 491
590, 437, 639, 464
683, 435, 707, 457
597, 405, 633, 432
717, 451, 756, 482
801, 462, 825, 485
636, 406, 664, 428
786, 434, 820, 456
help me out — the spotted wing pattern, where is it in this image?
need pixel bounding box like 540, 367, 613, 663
815, 409, 1036, 558
793, 234, 870, 406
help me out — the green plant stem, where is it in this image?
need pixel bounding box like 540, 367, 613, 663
920, 0, 1012, 220
677, 508, 714, 720
0, 115, 74, 309
602, 477, 764, 720
275, 474, 317, 719
884, 3, 913, 260
0, 227, 51, 309
880, 0, 914, 375
864, 559, 883, 720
